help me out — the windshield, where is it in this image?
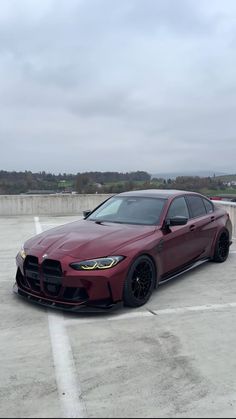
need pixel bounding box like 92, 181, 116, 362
87, 196, 167, 225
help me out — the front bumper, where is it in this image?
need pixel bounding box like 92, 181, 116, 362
13, 283, 123, 312
15, 253, 127, 312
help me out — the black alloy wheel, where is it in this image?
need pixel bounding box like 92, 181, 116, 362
213, 230, 230, 263
123, 256, 156, 307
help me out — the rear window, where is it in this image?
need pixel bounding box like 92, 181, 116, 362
186, 195, 207, 218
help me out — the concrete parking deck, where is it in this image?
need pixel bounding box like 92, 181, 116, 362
0, 215, 236, 418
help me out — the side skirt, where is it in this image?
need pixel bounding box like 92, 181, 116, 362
159, 258, 210, 285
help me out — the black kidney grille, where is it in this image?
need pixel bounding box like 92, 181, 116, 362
42, 259, 62, 296
21, 257, 88, 302
24, 256, 40, 292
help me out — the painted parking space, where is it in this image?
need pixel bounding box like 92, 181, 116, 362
0, 215, 236, 418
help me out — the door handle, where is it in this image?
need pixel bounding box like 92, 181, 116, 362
189, 224, 195, 231
210, 216, 215, 222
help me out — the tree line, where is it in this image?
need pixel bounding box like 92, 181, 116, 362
0, 170, 150, 194
0, 170, 234, 195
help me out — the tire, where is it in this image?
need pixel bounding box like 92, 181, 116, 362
212, 230, 230, 263
123, 255, 156, 307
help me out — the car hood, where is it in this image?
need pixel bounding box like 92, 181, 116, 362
24, 220, 157, 260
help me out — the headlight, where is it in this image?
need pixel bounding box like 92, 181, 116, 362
19, 245, 26, 260
70, 256, 125, 271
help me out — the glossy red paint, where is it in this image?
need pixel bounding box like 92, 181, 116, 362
14, 190, 232, 311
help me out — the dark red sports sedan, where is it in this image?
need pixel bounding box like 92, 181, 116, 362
14, 190, 232, 311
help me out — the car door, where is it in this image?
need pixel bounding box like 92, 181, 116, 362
161, 196, 199, 275
185, 195, 218, 257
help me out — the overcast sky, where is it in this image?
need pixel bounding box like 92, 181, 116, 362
0, 0, 236, 174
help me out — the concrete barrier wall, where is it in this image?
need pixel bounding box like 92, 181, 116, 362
0, 194, 112, 216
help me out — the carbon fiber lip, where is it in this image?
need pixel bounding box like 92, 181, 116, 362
13, 283, 122, 313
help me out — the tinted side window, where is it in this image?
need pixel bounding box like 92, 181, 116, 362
167, 197, 189, 219
203, 198, 214, 213
187, 196, 207, 218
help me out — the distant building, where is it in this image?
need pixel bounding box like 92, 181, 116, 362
223, 181, 236, 187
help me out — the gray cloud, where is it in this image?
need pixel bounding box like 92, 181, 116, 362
0, 0, 236, 174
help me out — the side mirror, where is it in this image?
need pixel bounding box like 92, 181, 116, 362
83, 210, 91, 218
166, 216, 188, 227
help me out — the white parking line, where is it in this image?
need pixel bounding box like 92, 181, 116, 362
34, 216, 42, 235
48, 312, 86, 418
152, 302, 236, 316
65, 302, 236, 326
34, 217, 87, 418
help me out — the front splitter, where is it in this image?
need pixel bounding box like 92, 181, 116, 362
13, 283, 123, 313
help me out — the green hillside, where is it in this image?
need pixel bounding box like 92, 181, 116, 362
216, 174, 236, 182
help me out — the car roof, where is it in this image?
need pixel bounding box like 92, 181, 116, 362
118, 189, 199, 199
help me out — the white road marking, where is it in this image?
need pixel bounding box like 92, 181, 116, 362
152, 302, 236, 316
65, 302, 236, 326
48, 312, 86, 418
34, 216, 42, 235
34, 216, 87, 418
